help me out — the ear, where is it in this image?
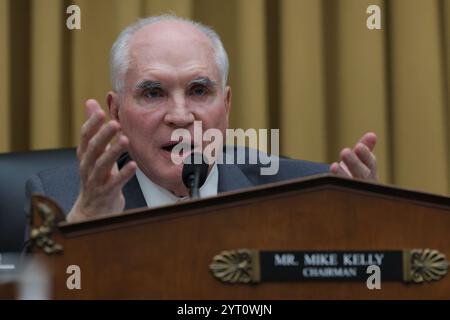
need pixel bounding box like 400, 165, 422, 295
107, 91, 120, 122
224, 86, 232, 124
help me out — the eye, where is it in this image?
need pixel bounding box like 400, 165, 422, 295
143, 88, 165, 99
190, 85, 208, 97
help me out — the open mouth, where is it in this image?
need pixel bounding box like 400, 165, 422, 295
161, 141, 196, 154
161, 142, 178, 153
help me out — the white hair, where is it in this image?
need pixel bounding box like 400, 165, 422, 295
110, 14, 229, 93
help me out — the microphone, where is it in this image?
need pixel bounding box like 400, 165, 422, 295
182, 152, 209, 199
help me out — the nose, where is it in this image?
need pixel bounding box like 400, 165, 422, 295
163, 96, 195, 128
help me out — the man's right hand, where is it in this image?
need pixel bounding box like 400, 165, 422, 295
67, 99, 137, 223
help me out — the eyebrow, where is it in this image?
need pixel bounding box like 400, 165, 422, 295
134, 77, 217, 91
134, 80, 163, 90
187, 77, 217, 89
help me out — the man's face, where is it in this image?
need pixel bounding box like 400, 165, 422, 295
108, 21, 231, 195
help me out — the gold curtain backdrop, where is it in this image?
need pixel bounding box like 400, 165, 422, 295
1, 0, 450, 195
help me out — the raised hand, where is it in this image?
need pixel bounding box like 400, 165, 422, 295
67, 99, 137, 222
329, 132, 378, 181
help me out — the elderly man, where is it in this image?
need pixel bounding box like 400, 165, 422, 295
26, 15, 377, 223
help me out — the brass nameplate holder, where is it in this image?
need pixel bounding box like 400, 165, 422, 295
209, 249, 449, 284
28, 195, 65, 254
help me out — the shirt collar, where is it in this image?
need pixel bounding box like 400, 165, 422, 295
135, 163, 218, 208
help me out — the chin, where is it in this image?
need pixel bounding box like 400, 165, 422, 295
156, 162, 184, 186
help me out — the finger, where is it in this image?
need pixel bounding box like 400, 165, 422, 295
91, 134, 129, 184
77, 108, 105, 159
329, 162, 339, 174
85, 99, 102, 118
357, 132, 377, 152
341, 148, 371, 179
354, 143, 377, 175
338, 160, 352, 176
80, 121, 120, 181
109, 160, 137, 190
329, 162, 350, 177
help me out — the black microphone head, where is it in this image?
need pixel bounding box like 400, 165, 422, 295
182, 152, 209, 189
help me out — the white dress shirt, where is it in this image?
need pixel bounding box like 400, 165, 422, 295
135, 163, 219, 208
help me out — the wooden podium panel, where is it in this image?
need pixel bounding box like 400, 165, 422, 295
28, 174, 450, 299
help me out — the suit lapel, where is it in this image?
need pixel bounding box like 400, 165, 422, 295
118, 153, 147, 210
123, 175, 147, 210
217, 164, 254, 193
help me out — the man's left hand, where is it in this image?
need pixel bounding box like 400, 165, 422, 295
329, 132, 378, 181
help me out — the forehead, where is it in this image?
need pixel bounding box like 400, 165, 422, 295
126, 21, 219, 83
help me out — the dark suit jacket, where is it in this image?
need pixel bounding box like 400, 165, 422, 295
25, 150, 329, 215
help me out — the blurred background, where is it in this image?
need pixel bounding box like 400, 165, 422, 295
1, 0, 450, 195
